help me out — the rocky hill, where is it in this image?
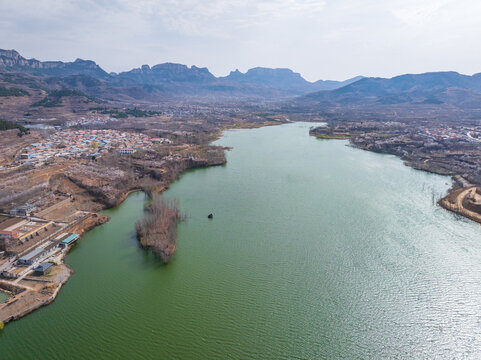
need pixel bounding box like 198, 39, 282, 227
296, 71, 481, 108
222, 67, 311, 94
0, 49, 109, 79
116, 63, 216, 84
221, 67, 362, 95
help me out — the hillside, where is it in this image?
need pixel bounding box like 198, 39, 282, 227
0, 49, 109, 79
221, 68, 363, 95
297, 71, 481, 108
0, 49, 362, 104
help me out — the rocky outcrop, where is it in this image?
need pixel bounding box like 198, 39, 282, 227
0, 49, 108, 78
118, 63, 216, 84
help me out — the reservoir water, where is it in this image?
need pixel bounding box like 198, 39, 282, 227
2, 122, 481, 358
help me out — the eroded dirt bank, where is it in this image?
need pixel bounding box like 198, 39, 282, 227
0, 145, 227, 324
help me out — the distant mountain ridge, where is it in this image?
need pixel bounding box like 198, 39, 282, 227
2, 48, 481, 110
312, 76, 365, 91
117, 63, 216, 84
295, 71, 481, 109
0, 49, 109, 79
0, 49, 364, 101
222, 67, 362, 94
223, 67, 310, 94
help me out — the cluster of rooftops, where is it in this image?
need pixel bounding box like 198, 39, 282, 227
18, 129, 172, 165
17, 233, 79, 266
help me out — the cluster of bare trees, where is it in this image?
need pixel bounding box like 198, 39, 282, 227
64, 162, 137, 207
29, 192, 56, 209
0, 165, 34, 180
66, 163, 126, 182
0, 175, 28, 187
135, 195, 185, 263
183, 145, 227, 165
140, 177, 158, 198
0, 182, 48, 208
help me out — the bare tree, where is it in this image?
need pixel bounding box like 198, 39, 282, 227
135, 195, 185, 263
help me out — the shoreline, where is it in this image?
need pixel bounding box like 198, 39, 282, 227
309, 127, 481, 226
0, 149, 227, 325
0, 212, 108, 324
438, 186, 481, 224
7, 119, 473, 326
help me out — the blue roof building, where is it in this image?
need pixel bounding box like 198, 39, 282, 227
59, 234, 79, 248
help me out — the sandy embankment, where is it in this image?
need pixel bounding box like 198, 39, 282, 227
439, 186, 481, 224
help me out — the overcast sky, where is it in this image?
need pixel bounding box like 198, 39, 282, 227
1, 0, 480, 81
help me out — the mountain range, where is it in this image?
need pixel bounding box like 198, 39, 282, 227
1, 48, 481, 113
295, 71, 481, 109
0, 49, 109, 79
0, 49, 361, 101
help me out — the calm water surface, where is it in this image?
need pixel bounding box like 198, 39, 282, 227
1, 123, 481, 359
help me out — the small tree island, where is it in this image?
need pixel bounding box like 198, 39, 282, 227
136, 195, 185, 263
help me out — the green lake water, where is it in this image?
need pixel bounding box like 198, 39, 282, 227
1, 122, 481, 358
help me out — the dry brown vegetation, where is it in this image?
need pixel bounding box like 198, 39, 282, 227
0, 129, 44, 166
135, 195, 185, 263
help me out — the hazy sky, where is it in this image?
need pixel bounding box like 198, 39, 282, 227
1, 0, 481, 81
